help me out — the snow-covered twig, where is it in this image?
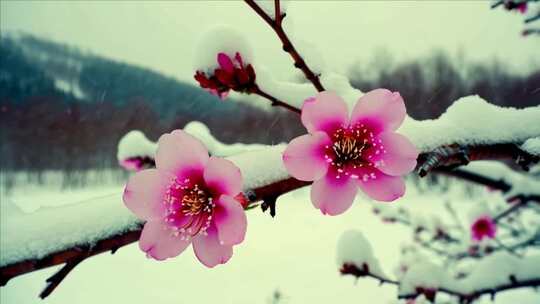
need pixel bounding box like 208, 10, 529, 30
244, 0, 325, 92
417, 143, 539, 177
340, 263, 399, 286
341, 259, 540, 303
493, 200, 532, 222
0, 230, 142, 291
438, 168, 512, 192
397, 277, 540, 303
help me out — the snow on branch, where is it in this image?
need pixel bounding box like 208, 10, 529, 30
2, 104, 540, 288
338, 231, 540, 303
117, 130, 157, 171
371, 160, 540, 267
117, 121, 281, 173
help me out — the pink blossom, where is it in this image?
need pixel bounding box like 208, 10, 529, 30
471, 215, 497, 242
283, 90, 418, 215
123, 130, 246, 267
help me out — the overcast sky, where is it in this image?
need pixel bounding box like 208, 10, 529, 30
2, 1, 539, 83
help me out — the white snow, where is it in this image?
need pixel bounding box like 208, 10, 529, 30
394, 247, 428, 280
516, 255, 540, 281
521, 137, 540, 156
399, 261, 450, 295
282, 16, 326, 74
227, 145, 289, 190
193, 25, 253, 74
336, 230, 387, 278
116, 130, 157, 162
466, 202, 493, 225
457, 252, 521, 293
503, 176, 540, 200
184, 121, 273, 156
400, 96, 540, 153
0, 189, 139, 266
461, 161, 540, 200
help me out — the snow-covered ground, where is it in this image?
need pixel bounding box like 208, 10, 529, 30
1, 174, 539, 304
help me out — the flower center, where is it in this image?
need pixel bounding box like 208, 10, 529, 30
181, 184, 212, 216
329, 126, 371, 169
474, 220, 489, 233
164, 177, 214, 238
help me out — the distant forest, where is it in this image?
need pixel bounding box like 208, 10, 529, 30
1, 34, 539, 172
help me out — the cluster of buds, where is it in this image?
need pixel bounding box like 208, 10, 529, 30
194, 52, 257, 99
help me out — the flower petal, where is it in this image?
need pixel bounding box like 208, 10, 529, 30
203, 157, 242, 197
213, 195, 247, 246
139, 221, 191, 261
357, 170, 405, 202
350, 89, 406, 131
217, 53, 234, 73
155, 130, 209, 177
283, 132, 331, 181
301, 91, 349, 135
192, 223, 233, 268
370, 132, 418, 176
310, 171, 358, 216
123, 169, 168, 220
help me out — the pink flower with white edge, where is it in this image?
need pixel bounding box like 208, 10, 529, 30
283, 90, 418, 216
471, 215, 497, 242
123, 130, 246, 267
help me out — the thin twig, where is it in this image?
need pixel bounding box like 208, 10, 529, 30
494, 200, 530, 222
39, 255, 87, 299
525, 14, 540, 23
252, 86, 301, 114
398, 277, 540, 303
244, 0, 325, 92
491, 0, 504, 8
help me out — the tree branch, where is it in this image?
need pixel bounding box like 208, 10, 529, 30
342, 263, 540, 303
417, 143, 539, 177
1, 143, 537, 297
39, 254, 87, 299
0, 178, 310, 295
244, 0, 325, 92
0, 230, 142, 289
399, 277, 540, 303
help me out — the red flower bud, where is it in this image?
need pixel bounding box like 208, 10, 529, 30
194, 52, 257, 99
